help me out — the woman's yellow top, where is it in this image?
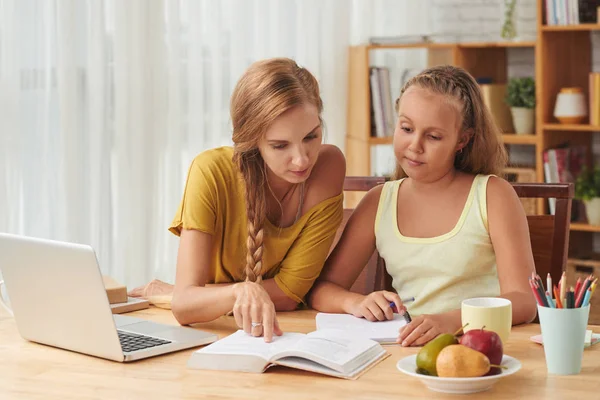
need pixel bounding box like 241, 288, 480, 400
169, 146, 343, 304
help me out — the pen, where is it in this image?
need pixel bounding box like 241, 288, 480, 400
389, 300, 414, 323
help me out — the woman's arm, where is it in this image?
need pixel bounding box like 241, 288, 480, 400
171, 229, 296, 326
308, 185, 404, 320
486, 176, 538, 324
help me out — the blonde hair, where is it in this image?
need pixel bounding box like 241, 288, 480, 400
392, 65, 507, 180
230, 58, 322, 283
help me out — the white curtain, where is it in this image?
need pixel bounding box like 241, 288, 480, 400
0, 0, 427, 288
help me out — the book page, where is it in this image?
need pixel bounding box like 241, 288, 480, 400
194, 330, 305, 360
315, 313, 408, 343
272, 328, 382, 374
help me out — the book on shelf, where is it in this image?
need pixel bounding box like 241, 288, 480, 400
187, 329, 389, 379
543, 145, 587, 215
315, 313, 409, 344
545, 0, 600, 25
545, 0, 585, 25
369, 67, 395, 138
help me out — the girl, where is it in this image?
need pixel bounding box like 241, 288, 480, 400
308, 65, 537, 347
132, 58, 345, 342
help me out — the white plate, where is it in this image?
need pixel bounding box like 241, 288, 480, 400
396, 354, 521, 394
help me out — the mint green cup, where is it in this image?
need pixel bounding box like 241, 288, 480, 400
537, 304, 590, 375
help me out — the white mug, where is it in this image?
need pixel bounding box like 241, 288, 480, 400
0, 280, 13, 316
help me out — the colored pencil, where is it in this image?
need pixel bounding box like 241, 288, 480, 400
553, 285, 563, 308
529, 278, 544, 306
581, 288, 592, 308
574, 278, 582, 299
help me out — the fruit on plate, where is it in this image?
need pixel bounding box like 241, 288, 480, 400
459, 327, 503, 376
436, 344, 491, 378
416, 333, 459, 376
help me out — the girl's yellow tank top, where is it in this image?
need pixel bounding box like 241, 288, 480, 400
374, 175, 500, 316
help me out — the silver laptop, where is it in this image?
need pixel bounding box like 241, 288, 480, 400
0, 233, 217, 362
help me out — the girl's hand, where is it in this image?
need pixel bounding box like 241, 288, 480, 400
397, 313, 459, 347
347, 290, 406, 322
232, 281, 283, 342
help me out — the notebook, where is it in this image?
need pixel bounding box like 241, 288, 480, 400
315, 313, 409, 344
530, 330, 599, 348
187, 329, 389, 379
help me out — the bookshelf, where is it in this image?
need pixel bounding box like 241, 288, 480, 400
346, 41, 538, 200
536, 0, 600, 243
345, 1, 600, 255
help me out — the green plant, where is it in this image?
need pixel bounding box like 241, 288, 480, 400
575, 165, 600, 201
505, 77, 535, 109
501, 0, 517, 40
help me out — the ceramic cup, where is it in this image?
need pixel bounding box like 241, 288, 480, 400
461, 297, 512, 344
537, 304, 590, 375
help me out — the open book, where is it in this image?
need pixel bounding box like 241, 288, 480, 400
187, 328, 388, 379
315, 313, 409, 344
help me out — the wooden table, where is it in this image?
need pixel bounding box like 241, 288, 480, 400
1, 307, 599, 399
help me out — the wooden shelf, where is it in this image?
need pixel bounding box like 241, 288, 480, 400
543, 124, 600, 132
368, 134, 539, 146
366, 41, 536, 51
366, 43, 455, 50
369, 137, 393, 145
571, 223, 600, 232
542, 24, 600, 31
458, 41, 536, 48
502, 134, 539, 145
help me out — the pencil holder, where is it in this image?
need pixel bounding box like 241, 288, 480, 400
537, 304, 590, 375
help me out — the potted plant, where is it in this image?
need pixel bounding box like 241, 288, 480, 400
505, 77, 535, 134
575, 165, 600, 225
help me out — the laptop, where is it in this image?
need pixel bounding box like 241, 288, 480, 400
0, 233, 218, 362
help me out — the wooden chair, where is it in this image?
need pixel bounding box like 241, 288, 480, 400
337, 177, 575, 295
331, 176, 387, 295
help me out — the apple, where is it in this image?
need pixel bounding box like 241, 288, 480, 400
459, 328, 503, 376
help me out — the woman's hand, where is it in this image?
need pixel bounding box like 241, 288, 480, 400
128, 279, 174, 298
397, 313, 459, 347
347, 290, 406, 322
232, 281, 283, 342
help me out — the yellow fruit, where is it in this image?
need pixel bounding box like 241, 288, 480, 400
436, 344, 491, 378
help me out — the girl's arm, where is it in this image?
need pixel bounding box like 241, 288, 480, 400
486, 176, 538, 324
308, 185, 403, 320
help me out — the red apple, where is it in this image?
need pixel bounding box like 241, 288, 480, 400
459, 328, 503, 376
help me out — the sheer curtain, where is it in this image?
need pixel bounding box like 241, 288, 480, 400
0, 0, 427, 288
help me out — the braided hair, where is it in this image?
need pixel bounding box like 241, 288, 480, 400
230, 58, 322, 283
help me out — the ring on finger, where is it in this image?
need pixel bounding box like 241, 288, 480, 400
251, 322, 263, 328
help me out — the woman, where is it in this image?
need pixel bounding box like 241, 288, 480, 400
131, 58, 345, 342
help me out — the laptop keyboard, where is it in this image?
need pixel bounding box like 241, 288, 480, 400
117, 330, 172, 353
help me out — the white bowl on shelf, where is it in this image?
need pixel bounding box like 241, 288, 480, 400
396, 354, 521, 394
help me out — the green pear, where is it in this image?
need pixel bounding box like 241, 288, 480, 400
416, 333, 459, 376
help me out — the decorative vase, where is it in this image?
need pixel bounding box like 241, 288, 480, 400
584, 198, 600, 225
501, 0, 517, 40
510, 107, 535, 134
553, 87, 587, 124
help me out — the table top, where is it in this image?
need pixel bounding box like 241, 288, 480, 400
1, 306, 599, 399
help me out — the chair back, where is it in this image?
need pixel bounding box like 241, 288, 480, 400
333, 177, 386, 295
